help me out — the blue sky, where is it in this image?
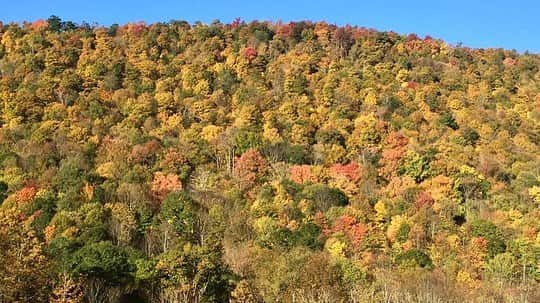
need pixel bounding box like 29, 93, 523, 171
1, 0, 538, 53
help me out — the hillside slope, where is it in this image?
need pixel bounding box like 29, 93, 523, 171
0, 18, 539, 302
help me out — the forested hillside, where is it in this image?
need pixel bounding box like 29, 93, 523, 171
0, 17, 539, 302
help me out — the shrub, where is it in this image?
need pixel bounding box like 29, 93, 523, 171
396, 249, 433, 269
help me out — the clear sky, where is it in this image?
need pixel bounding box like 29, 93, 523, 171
1, 0, 538, 53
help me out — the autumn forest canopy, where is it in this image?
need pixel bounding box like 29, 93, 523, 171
0, 16, 539, 303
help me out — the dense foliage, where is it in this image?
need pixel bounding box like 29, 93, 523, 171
0, 16, 539, 302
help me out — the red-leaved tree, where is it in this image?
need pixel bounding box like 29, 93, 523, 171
244, 47, 258, 62
415, 191, 434, 209
330, 162, 361, 182
234, 149, 268, 191
151, 172, 182, 202
290, 165, 315, 184
379, 131, 408, 179
326, 215, 368, 249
